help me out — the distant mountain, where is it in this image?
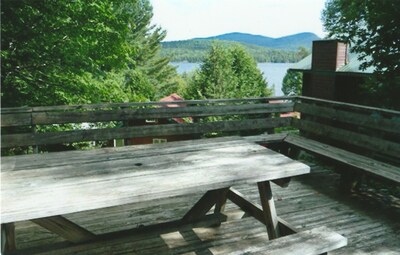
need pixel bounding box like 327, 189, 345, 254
161, 39, 305, 63
194, 32, 320, 50
161, 32, 318, 63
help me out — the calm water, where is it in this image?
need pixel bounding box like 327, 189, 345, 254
171, 62, 293, 96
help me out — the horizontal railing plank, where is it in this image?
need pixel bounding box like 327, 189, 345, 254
2, 117, 291, 148
31, 103, 294, 125
294, 102, 400, 134
1, 113, 32, 127
5, 96, 292, 112
0, 107, 32, 114
298, 96, 400, 116
292, 118, 400, 159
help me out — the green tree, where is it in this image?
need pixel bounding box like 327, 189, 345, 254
123, 1, 181, 100
185, 44, 235, 99
296, 47, 310, 60
282, 71, 303, 96
185, 44, 271, 100
230, 46, 270, 98
1, 0, 180, 107
322, 0, 400, 109
2, 0, 128, 106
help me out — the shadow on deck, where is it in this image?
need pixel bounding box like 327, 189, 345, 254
13, 158, 400, 255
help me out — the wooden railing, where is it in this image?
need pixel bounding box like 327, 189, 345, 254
2, 95, 400, 184
293, 96, 400, 166
1, 96, 295, 151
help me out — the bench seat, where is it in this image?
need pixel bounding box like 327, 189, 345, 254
210, 226, 347, 255
284, 134, 400, 184
8, 217, 346, 255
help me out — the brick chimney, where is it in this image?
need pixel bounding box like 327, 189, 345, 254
312, 40, 348, 71
303, 40, 348, 100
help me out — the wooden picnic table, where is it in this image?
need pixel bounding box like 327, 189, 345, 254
1, 137, 311, 253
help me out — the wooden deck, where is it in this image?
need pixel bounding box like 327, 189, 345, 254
11, 160, 400, 254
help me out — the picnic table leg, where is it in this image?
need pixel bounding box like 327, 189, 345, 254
32, 216, 96, 243
258, 181, 280, 239
213, 188, 229, 226
182, 188, 229, 224
1, 223, 16, 253
214, 188, 229, 213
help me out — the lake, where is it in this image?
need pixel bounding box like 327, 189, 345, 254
171, 62, 293, 96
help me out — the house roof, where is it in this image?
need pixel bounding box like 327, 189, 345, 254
290, 52, 375, 74
337, 53, 374, 73
290, 55, 312, 70
159, 93, 192, 124
159, 93, 185, 108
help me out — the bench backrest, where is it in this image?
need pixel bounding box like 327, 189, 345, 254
1, 97, 295, 153
293, 96, 400, 166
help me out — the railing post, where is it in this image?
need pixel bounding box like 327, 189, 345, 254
32, 124, 39, 154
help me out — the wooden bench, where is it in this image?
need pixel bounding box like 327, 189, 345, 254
286, 96, 400, 188
7, 217, 346, 255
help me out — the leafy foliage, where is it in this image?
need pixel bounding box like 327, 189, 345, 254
1, 0, 180, 107
282, 71, 303, 96
185, 44, 272, 100
322, 0, 400, 109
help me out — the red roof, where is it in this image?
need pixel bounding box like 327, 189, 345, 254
269, 100, 299, 118
159, 93, 192, 124
160, 93, 185, 107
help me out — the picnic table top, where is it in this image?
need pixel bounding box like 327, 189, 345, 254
1, 137, 310, 224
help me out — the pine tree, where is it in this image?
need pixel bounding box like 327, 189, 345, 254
185, 44, 272, 100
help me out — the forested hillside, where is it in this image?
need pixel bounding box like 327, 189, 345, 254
161, 39, 310, 63
195, 32, 319, 50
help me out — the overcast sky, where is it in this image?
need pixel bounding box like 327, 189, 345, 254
149, 0, 327, 41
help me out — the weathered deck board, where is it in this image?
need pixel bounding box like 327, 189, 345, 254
209, 226, 347, 255
10, 162, 400, 254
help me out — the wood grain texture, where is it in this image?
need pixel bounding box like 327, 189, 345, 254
181, 190, 219, 223
10, 213, 228, 255
1, 113, 32, 127
1, 117, 291, 148
7, 164, 399, 254
292, 118, 400, 159
214, 188, 229, 214
209, 226, 347, 255
1, 139, 310, 224
257, 181, 280, 239
0, 96, 293, 113
294, 102, 400, 134
298, 96, 400, 116
1, 136, 246, 172
243, 133, 288, 144
31, 216, 95, 243
227, 188, 297, 236
1, 223, 16, 252
284, 134, 400, 183
31, 103, 294, 125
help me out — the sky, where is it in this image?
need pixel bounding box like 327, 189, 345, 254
149, 0, 327, 41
